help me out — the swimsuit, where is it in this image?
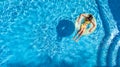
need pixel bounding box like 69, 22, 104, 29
81, 20, 90, 29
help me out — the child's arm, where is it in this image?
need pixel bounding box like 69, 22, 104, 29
89, 19, 96, 32
81, 14, 88, 18
77, 14, 86, 23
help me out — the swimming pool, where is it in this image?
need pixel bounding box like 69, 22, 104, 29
0, 0, 119, 67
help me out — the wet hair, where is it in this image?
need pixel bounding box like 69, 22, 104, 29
86, 14, 93, 21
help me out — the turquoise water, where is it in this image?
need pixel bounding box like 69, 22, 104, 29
0, 0, 119, 67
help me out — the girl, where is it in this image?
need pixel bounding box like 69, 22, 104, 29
73, 14, 96, 42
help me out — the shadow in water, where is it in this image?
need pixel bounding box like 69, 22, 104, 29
58, 60, 73, 67
106, 33, 120, 67
106, 0, 120, 66
7, 62, 26, 67
95, 0, 111, 66
115, 46, 120, 67
56, 19, 75, 42
108, 0, 120, 31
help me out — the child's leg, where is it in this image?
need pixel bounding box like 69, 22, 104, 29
75, 28, 85, 42
73, 28, 81, 39
73, 28, 83, 40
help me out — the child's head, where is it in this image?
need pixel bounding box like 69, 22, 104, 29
86, 14, 93, 21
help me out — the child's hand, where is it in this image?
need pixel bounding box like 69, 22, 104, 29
89, 29, 92, 32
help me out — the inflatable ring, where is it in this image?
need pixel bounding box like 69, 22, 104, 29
75, 13, 96, 35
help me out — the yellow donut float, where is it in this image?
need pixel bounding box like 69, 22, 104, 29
75, 13, 97, 35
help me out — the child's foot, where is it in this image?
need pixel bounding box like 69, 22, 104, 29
73, 37, 75, 40
75, 40, 78, 42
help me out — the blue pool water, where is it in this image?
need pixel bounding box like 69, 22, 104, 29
0, 0, 120, 67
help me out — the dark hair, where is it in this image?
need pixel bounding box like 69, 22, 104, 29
86, 14, 93, 21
